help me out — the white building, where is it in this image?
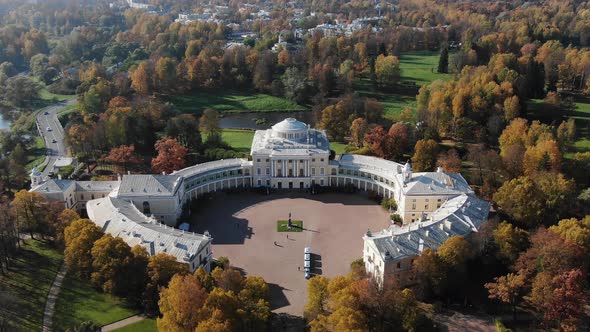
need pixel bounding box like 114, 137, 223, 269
31, 118, 488, 280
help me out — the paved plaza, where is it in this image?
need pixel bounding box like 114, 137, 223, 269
191, 192, 390, 315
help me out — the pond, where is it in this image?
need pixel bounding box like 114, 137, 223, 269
219, 111, 315, 130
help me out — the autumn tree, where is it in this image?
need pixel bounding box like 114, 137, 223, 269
53, 209, 80, 248
91, 234, 136, 295
350, 118, 369, 148
411, 139, 439, 172
151, 137, 188, 174
388, 122, 410, 160
211, 267, 243, 294
143, 253, 189, 316
485, 273, 527, 321
411, 249, 447, 299
436, 149, 461, 173
11, 190, 48, 239
157, 274, 208, 332
541, 269, 588, 331
130, 61, 154, 95
319, 103, 350, 141
64, 219, 103, 278
493, 221, 529, 265
375, 54, 401, 89
155, 57, 177, 92
437, 46, 449, 73
103, 145, 142, 172
304, 276, 330, 321
199, 109, 220, 136
549, 216, 590, 252
364, 125, 389, 158
493, 176, 542, 226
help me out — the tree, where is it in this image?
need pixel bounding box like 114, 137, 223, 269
238, 276, 271, 331
143, 253, 189, 316
151, 137, 188, 174
437, 46, 449, 73
522, 140, 562, 175
437, 236, 472, 268
304, 276, 330, 321
165, 114, 202, 152
436, 149, 462, 173
374, 54, 401, 89
64, 219, 103, 278
130, 61, 154, 95
11, 190, 47, 239
157, 274, 208, 332
411, 139, 439, 172
194, 267, 215, 292
282, 67, 307, 103
388, 122, 410, 160
54, 209, 80, 248
2, 76, 40, 107
364, 125, 389, 158
350, 118, 368, 148
199, 288, 240, 329
103, 145, 142, 172
411, 249, 447, 299
91, 234, 136, 295
503, 95, 520, 121
485, 273, 527, 321
211, 267, 243, 294
199, 109, 220, 136
549, 216, 590, 252
493, 221, 529, 265
542, 269, 588, 331
319, 103, 350, 141
493, 177, 542, 225
155, 57, 177, 92
0, 200, 18, 274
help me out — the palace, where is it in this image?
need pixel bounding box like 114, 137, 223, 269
31, 118, 489, 282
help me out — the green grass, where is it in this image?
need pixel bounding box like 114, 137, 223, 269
54, 275, 138, 330
330, 141, 353, 155
32, 77, 75, 103
112, 318, 157, 332
354, 78, 417, 119
0, 240, 63, 331
169, 90, 307, 113
219, 129, 255, 153
398, 50, 453, 85
277, 220, 303, 232
26, 135, 47, 171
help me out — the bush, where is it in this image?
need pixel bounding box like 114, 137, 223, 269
381, 197, 397, 211
390, 214, 402, 224
494, 319, 512, 332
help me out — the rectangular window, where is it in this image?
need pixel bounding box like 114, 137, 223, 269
412, 204, 416, 209
425, 205, 429, 209
320, 167, 325, 175
320, 158, 324, 162
311, 168, 316, 175
257, 180, 261, 186
397, 262, 401, 269
256, 158, 261, 162
266, 180, 270, 186
312, 158, 316, 162
266, 167, 270, 175
266, 159, 269, 162
257, 168, 261, 175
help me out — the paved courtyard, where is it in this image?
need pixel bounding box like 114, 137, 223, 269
191, 192, 390, 316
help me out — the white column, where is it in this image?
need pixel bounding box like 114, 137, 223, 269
271, 160, 275, 177
283, 160, 286, 177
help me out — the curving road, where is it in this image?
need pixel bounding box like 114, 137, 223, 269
35, 99, 76, 179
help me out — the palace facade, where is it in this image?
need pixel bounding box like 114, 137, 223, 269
31, 118, 489, 282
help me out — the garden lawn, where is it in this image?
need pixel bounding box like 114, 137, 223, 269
202, 129, 255, 153
112, 318, 157, 332
26, 135, 46, 171
330, 141, 354, 155
53, 275, 137, 330
398, 50, 453, 85
170, 90, 306, 113
277, 220, 304, 232
0, 240, 63, 331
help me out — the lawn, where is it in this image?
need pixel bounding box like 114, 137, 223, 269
526, 99, 590, 155
170, 90, 307, 113
53, 275, 138, 330
277, 220, 303, 232
112, 318, 157, 332
330, 141, 354, 155
0, 240, 63, 331
26, 135, 47, 171
398, 50, 453, 85
202, 129, 255, 153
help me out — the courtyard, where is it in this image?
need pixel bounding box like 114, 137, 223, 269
190, 192, 390, 315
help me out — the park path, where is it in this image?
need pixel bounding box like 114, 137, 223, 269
101, 315, 145, 331
42, 263, 67, 332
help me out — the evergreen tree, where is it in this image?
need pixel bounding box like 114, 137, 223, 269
438, 46, 449, 73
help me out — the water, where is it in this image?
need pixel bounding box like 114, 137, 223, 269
219, 111, 314, 130
0, 113, 11, 131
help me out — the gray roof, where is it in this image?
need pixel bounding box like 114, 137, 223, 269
75, 181, 119, 192
32, 179, 75, 193
401, 172, 473, 196
368, 194, 490, 261
251, 128, 330, 156
117, 174, 181, 196
86, 197, 211, 263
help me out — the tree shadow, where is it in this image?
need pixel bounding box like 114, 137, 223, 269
267, 283, 291, 311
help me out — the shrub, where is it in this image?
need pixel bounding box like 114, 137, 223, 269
381, 197, 397, 211
390, 214, 402, 224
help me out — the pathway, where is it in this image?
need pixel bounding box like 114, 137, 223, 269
42, 263, 67, 332
101, 315, 146, 332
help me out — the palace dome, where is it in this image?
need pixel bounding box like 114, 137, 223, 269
271, 118, 308, 140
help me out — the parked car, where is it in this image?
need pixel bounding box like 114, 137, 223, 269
304, 253, 311, 261
46, 126, 52, 131
305, 272, 311, 279
304, 260, 311, 270
304, 247, 311, 254
51, 139, 57, 143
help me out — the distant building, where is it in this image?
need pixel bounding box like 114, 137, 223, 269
32, 118, 488, 279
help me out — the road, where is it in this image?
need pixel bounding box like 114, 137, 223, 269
35, 99, 76, 179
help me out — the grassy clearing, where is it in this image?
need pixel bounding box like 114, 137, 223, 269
170, 90, 306, 113
0, 240, 63, 331
277, 220, 304, 232
112, 318, 157, 332
54, 275, 137, 330
330, 141, 354, 155
202, 129, 255, 153
354, 78, 417, 120
398, 51, 453, 85
26, 135, 47, 171
526, 99, 590, 155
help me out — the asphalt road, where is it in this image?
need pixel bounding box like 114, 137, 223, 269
35, 99, 76, 179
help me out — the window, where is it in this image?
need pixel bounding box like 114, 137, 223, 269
425, 205, 429, 209
312, 158, 316, 162
412, 204, 416, 209
81, 194, 84, 200
143, 201, 151, 214
266, 180, 270, 186
437, 204, 441, 208
320, 167, 325, 175
311, 167, 316, 175
412, 199, 416, 202
397, 262, 401, 269
257, 180, 261, 186
266, 159, 269, 162
257, 168, 261, 175
256, 158, 261, 162
437, 198, 441, 202
320, 158, 324, 162
320, 179, 324, 186
91, 194, 95, 199
266, 167, 270, 175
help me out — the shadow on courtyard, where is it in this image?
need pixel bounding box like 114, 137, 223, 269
268, 283, 291, 310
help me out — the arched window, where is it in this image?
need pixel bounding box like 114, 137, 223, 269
143, 201, 151, 214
